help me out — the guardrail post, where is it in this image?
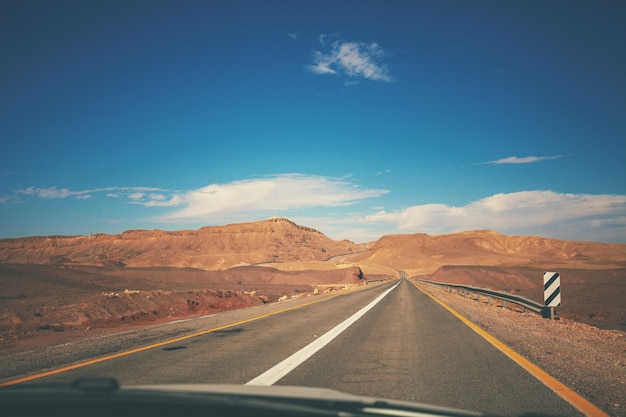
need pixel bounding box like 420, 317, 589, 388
540, 306, 558, 320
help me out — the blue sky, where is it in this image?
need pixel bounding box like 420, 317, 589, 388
1, 0, 625, 243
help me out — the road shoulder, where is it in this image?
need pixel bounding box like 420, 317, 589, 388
413, 280, 625, 417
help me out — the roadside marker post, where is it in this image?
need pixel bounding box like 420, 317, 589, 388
543, 272, 561, 320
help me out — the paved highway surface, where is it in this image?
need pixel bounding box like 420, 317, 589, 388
4, 279, 584, 416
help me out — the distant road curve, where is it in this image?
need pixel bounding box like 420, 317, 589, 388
324, 249, 369, 261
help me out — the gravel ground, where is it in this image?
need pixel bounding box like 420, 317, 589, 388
416, 282, 626, 417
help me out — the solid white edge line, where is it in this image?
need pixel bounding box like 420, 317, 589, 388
245, 281, 401, 386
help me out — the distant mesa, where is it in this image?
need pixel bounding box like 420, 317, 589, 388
0, 218, 363, 270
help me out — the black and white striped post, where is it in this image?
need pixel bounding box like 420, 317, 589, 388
543, 272, 561, 320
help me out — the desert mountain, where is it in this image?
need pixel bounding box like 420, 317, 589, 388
2, 219, 625, 331
351, 230, 626, 276
0, 217, 364, 270
1, 220, 625, 274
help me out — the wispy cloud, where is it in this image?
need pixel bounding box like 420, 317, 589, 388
156, 174, 389, 223
359, 190, 626, 242
13, 176, 389, 221
142, 195, 183, 207
18, 186, 75, 199
479, 155, 563, 165
309, 36, 392, 82
12, 181, 625, 243
17, 186, 163, 200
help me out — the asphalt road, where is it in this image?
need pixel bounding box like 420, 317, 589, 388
8, 279, 583, 416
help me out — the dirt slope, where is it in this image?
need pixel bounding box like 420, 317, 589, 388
0, 263, 367, 342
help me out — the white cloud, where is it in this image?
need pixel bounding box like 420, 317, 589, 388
359, 190, 626, 242
480, 155, 563, 165
309, 38, 391, 82
310, 57, 337, 75
143, 195, 183, 207
18, 186, 75, 198
13, 181, 624, 243
156, 174, 389, 223
18, 186, 163, 200
319, 34, 333, 46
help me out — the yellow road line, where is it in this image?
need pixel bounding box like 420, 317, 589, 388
409, 279, 609, 417
0, 292, 345, 387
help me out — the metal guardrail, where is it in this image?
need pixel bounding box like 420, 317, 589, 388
416, 279, 558, 319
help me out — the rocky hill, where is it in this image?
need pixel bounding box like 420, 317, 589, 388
2, 221, 625, 274
352, 230, 626, 276
0, 217, 364, 270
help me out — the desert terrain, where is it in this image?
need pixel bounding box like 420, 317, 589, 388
1, 217, 625, 353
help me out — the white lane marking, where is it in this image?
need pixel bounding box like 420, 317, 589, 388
246, 281, 401, 386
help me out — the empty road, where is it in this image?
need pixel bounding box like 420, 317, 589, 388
5, 279, 587, 416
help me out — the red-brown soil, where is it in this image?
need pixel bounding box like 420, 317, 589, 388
0, 263, 368, 343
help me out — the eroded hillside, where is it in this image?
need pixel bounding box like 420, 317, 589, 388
0, 217, 364, 270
